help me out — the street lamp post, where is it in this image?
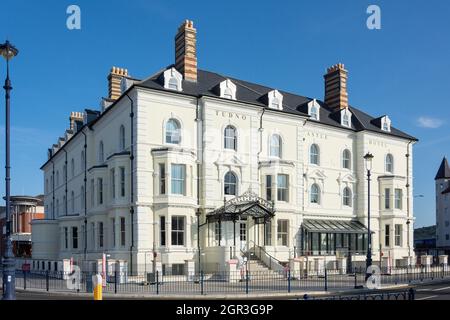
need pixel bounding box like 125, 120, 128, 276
196, 209, 201, 273
363, 152, 374, 281
0, 40, 19, 300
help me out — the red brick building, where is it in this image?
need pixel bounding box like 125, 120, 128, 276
0, 195, 44, 258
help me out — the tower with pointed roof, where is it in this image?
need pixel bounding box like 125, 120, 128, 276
435, 157, 450, 250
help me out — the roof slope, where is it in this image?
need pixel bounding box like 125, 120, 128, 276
137, 67, 417, 141
435, 157, 450, 180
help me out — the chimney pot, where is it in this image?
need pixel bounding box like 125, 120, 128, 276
108, 66, 130, 100
324, 63, 349, 111
175, 19, 198, 82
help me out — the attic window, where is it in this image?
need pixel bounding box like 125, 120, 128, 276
219, 79, 237, 100
381, 116, 391, 132
163, 68, 183, 92
267, 90, 283, 110
308, 99, 320, 121
340, 108, 352, 128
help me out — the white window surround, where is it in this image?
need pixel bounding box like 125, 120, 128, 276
219, 79, 237, 100
267, 90, 283, 110
307, 99, 320, 121
340, 108, 352, 128
381, 115, 391, 132
120, 77, 134, 94
269, 134, 282, 158
163, 67, 183, 92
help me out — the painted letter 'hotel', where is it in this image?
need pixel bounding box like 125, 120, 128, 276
32, 20, 418, 275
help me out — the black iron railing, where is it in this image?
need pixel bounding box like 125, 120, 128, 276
1, 264, 448, 297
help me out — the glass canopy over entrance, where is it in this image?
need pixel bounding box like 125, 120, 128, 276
206, 190, 275, 249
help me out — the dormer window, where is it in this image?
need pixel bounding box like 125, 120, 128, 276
163, 67, 183, 92
219, 79, 236, 100
340, 108, 352, 128
120, 77, 133, 94
381, 115, 391, 132
307, 99, 321, 121
267, 90, 283, 110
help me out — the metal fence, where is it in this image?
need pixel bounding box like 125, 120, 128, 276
1, 265, 450, 296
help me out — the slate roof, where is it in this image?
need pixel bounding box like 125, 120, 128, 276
41, 65, 418, 169
137, 67, 417, 141
435, 157, 450, 180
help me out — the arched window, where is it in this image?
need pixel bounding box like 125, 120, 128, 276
310, 184, 320, 204
71, 158, 75, 177
119, 125, 126, 151
386, 154, 394, 173
310, 105, 319, 120
310, 144, 320, 165
81, 151, 85, 171
71, 191, 75, 213
224, 125, 237, 150
56, 171, 60, 186
98, 141, 104, 163
342, 149, 351, 169
63, 164, 67, 182
165, 119, 181, 144
343, 187, 352, 207
270, 134, 282, 158
224, 171, 237, 196
56, 199, 59, 216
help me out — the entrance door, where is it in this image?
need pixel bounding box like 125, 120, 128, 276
239, 221, 247, 252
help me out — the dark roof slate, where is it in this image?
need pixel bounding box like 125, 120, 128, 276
137, 67, 417, 141
435, 157, 450, 180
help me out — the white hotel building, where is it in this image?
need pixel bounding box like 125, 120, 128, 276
32, 20, 417, 275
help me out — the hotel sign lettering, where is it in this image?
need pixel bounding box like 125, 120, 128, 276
216, 110, 247, 120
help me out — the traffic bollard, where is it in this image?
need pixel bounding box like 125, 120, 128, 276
93, 274, 103, 300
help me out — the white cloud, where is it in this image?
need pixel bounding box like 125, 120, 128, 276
416, 116, 444, 129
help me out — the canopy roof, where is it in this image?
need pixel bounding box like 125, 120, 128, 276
206, 190, 275, 223
302, 219, 369, 234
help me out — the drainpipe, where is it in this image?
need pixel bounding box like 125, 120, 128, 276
62, 149, 68, 216
195, 97, 201, 270
80, 129, 88, 261
125, 93, 135, 273
406, 140, 413, 264
50, 160, 55, 219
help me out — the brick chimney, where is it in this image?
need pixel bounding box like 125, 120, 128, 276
69, 111, 84, 131
108, 67, 129, 100
324, 63, 349, 111
175, 19, 197, 82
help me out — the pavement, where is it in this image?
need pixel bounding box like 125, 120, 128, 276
3, 278, 450, 300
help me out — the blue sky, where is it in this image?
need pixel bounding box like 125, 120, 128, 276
0, 0, 449, 227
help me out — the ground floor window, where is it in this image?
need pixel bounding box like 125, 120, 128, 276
277, 220, 289, 246
265, 221, 272, 246
172, 264, 185, 276
303, 232, 367, 256
171, 216, 185, 246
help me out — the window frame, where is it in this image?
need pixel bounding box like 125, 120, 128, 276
224, 125, 237, 151
224, 171, 237, 196
277, 219, 289, 246
342, 149, 351, 169
165, 119, 181, 145
310, 144, 320, 165
171, 216, 185, 246
277, 174, 289, 202
270, 134, 282, 158
171, 164, 186, 195
310, 184, 320, 204
343, 187, 352, 207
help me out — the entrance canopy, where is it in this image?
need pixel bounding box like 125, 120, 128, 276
206, 190, 275, 223
302, 219, 368, 234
